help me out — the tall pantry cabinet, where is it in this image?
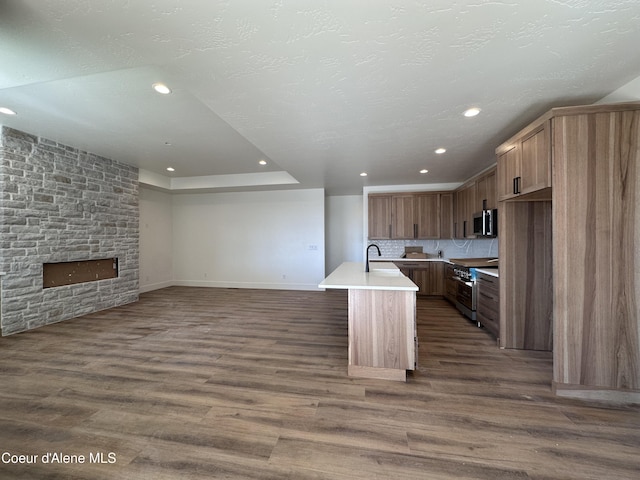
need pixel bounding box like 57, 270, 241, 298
497, 102, 640, 403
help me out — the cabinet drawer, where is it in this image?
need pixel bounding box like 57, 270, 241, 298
478, 289, 499, 306
477, 275, 499, 298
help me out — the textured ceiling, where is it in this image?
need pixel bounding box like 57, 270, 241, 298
1, 0, 640, 194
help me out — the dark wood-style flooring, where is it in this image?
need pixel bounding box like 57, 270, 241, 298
0, 287, 638, 479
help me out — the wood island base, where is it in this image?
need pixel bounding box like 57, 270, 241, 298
348, 288, 416, 383
319, 262, 419, 383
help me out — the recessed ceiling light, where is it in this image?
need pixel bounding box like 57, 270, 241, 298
259, 159, 267, 165
463, 107, 481, 117
435, 148, 446, 154
0, 107, 17, 115
152, 83, 172, 95
360, 172, 368, 177
420, 169, 429, 174
166, 167, 175, 172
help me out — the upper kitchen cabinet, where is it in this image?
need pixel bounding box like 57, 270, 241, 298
439, 193, 454, 239
452, 167, 497, 238
415, 193, 441, 239
454, 181, 476, 238
476, 168, 497, 210
392, 194, 418, 239
368, 194, 392, 239
496, 119, 552, 201
368, 192, 451, 239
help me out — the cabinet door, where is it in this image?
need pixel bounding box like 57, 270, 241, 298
444, 264, 457, 303
477, 169, 497, 210
497, 145, 520, 201
520, 122, 551, 194
454, 189, 465, 238
410, 268, 428, 294
392, 194, 416, 239
456, 182, 476, 238
426, 262, 444, 295
368, 195, 391, 239
484, 170, 497, 210
439, 193, 454, 239
410, 263, 444, 296
416, 193, 440, 239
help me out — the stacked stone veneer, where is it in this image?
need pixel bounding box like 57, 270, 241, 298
0, 126, 139, 335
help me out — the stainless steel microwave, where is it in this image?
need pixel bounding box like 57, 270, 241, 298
472, 209, 497, 237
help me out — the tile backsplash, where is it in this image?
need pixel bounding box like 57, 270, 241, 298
368, 238, 498, 259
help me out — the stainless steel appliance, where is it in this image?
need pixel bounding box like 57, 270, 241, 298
449, 258, 499, 323
453, 265, 477, 321
472, 209, 498, 237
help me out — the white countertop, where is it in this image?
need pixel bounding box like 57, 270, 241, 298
370, 257, 445, 263
319, 262, 418, 291
476, 267, 499, 278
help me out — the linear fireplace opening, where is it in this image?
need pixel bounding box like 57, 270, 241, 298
43, 258, 119, 289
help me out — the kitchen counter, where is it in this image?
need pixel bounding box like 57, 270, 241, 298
319, 262, 418, 291
448, 257, 499, 268
319, 262, 417, 382
370, 257, 445, 263
476, 267, 499, 278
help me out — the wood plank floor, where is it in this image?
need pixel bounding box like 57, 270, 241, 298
0, 287, 638, 479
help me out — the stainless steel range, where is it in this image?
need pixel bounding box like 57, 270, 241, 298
448, 258, 498, 323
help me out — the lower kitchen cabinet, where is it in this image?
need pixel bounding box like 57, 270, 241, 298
394, 261, 444, 296
444, 263, 457, 303
476, 272, 499, 339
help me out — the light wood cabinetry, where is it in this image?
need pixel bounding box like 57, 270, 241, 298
498, 102, 640, 403
552, 104, 640, 399
476, 272, 499, 340
368, 192, 451, 239
444, 263, 457, 303
497, 120, 552, 201
454, 181, 476, 238
476, 169, 497, 210
391, 194, 416, 239
393, 261, 444, 296
453, 167, 497, 238
439, 193, 454, 239
348, 288, 416, 382
367, 195, 391, 239
415, 193, 440, 239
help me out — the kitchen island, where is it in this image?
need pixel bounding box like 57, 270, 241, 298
319, 262, 418, 381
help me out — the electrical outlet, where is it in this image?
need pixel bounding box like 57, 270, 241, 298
308, 244, 318, 251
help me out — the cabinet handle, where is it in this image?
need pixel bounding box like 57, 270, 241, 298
463, 220, 467, 238
414, 223, 417, 238
389, 225, 392, 238
513, 177, 518, 195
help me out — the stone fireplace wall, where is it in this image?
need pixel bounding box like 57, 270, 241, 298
0, 126, 139, 335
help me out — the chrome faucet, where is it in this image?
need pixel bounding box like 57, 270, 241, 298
365, 244, 381, 272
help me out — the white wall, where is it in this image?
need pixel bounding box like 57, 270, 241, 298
139, 186, 173, 293
325, 195, 363, 274
597, 74, 640, 103
171, 188, 325, 290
